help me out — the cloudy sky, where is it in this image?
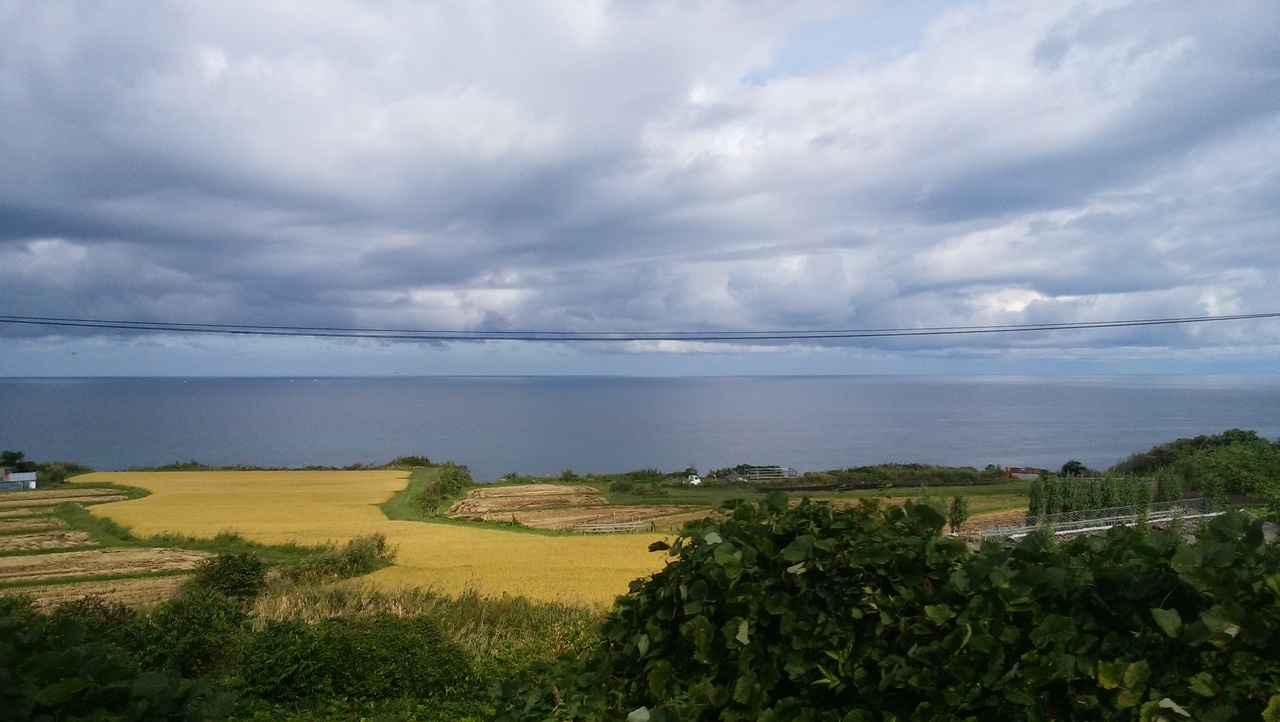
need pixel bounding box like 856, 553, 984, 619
1, 0, 1278, 376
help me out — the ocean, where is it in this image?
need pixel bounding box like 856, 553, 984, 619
2, 376, 1278, 482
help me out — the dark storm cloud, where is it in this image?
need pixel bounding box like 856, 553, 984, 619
1, 0, 1278, 373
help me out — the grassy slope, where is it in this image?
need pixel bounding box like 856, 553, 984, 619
378, 465, 439, 521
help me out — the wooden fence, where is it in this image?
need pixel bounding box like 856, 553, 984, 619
577, 521, 651, 534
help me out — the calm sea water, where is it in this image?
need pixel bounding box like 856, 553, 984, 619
1, 376, 1278, 482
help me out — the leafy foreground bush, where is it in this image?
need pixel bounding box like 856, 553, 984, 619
0, 613, 233, 721
493, 495, 1280, 722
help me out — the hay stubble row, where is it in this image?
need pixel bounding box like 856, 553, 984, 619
0, 508, 37, 518
0, 516, 67, 533
0, 547, 211, 585
0, 530, 96, 553
16, 575, 193, 610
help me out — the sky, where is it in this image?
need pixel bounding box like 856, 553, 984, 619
1, 0, 1278, 377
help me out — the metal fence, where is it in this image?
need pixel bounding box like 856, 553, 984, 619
979, 497, 1222, 541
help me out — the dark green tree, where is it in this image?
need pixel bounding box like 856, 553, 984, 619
1060, 459, 1090, 476
1, 450, 36, 472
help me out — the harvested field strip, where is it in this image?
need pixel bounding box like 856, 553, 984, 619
0, 547, 210, 585
465, 505, 698, 531
0, 493, 129, 509
0, 508, 36, 518
1, 488, 126, 501
0, 517, 67, 533
2, 575, 191, 611
469, 484, 601, 498
449, 494, 608, 515
957, 509, 1031, 534
0, 531, 96, 553
79, 472, 667, 606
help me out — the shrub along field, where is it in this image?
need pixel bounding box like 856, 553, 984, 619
1, 551, 605, 721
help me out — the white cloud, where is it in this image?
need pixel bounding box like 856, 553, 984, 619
0, 0, 1277, 374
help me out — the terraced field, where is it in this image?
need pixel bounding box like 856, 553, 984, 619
0, 547, 211, 584
80, 471, 668, 605
447, 483, 705, 531
16, 575, 193, 610
0, 488, 128, 509
0, 486, 199, 609
0, 531, 96, 553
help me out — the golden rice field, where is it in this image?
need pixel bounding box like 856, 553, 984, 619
78, 471, 669, 606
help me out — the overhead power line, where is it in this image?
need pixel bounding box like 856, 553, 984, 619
1, 312, 1277, 342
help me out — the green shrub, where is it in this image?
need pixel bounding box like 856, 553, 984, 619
237, 619, 329, 702
1112, 429, 1268, 477
1156, 471, 1184, 503
282, 533, 396, 582
388, 455, 434, 468
412, 462, 474, 514
947, 494, 970, 532
238, 615, 472, 704
0, 593, 38, 622
325, 615, 472, 699
192, 552, 267, 600
493, 495, 1280, 721
138, 586, 247, 678
48, 595, 145, 651
797, 463, 1006, 489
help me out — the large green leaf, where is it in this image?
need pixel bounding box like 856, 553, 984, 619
1150, 608, 1182, 638
34, 677, 88, 706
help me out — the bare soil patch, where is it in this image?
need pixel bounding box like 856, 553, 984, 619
956, 509, 1030, 534
464, 505, 698, 530
6, 575, 192, 610
0, 517, 67, 533
0, 531, 97, 553
0, 547, 211, 585
449, 484, 607, 516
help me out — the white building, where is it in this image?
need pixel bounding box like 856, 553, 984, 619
1, 469, 37, 491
